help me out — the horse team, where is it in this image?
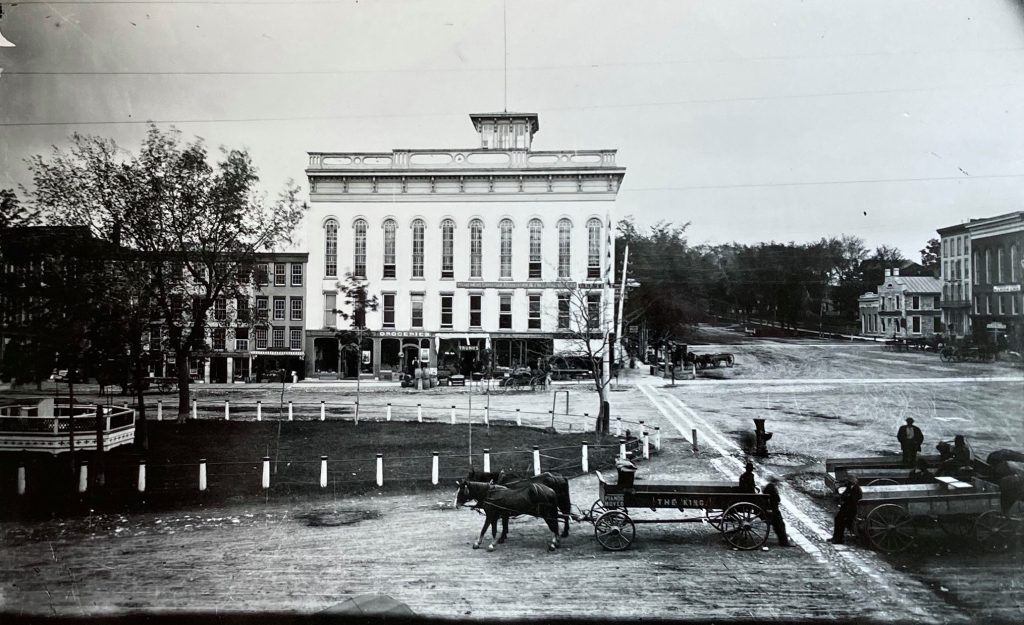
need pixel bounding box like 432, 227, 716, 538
455, 469, 574, 552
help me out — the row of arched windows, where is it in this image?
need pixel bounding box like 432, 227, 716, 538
323, 217, 605, 280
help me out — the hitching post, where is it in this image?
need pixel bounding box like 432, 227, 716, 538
78, 461, 88, 494
418, 404, 423, 423
619, 438, 627, 460
376, 454, 383, 487
320, 401, 326, 421
581, 441, 589, 473
199, 459, 207, 491
224, 400, 230, 421
319, 456, 328, 488
137, 459, 146, 493
643, 431, 650, 459
431, 452, 439, 485
17, 463, 26, 495
533, 446, 541, 476
654, 426, 661, 451
387, 403, 392, 421
256, 400, 262, 421
262, 456, 271, 489
156, 400, 163, 421
483, 449, 491, 473
451, 405, 456, 425
288, 401, 294, 421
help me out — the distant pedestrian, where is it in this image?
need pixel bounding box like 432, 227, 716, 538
831, 476, 862, 545
896, 417, 924, 467
763, 476, 790, 547
738, 461, 756, 494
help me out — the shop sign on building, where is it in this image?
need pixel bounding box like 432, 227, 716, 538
993, 284, 1021, 293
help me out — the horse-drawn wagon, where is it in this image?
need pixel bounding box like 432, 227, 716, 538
686, 352, 735, 370
585, 466, 771, 551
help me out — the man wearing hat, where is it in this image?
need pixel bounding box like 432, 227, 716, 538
763, 476, 790, 547
738, 461, 756, 493
896, 417, 924, 467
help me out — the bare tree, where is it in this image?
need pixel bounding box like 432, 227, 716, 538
554, 282, 614, 432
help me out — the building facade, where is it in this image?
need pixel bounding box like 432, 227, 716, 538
859, 269, 942, 338
964, 211, 1023, 351
936, 222, 972, 338
303, 112, 626, 380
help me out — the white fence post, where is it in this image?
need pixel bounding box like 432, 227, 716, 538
386, 403, 392, 422
615, 417, 622, 437
199, 459, 207, 492
17, 464, 26, 495
619, 438, 627, 460
515, 408, 521, 426
654, 426, 661, 451
643, 431, 650, 459
376, 453, 384, 487
78, 461, 88, 493
533, 446, 541, 476
156, 400, 163, 421
451, 405, 456, 425
256, 401, 262, 421
484, 406, 489, 426
192, 399, 197, 420
224, 400, 230, 421
483, 449, 491, 474
581, 441, 589, 473
431, 452, 439, 485
320, 456, 328, 488
262, 456, 271, 489
417, 404, 423, 423
137, 460, 146, 493
320, 400, 326, 421
288, 402, 294, 421
692, 428, 698, 453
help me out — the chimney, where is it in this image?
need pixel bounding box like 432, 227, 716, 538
884, 269, 891, 277
892, 268, 900, 277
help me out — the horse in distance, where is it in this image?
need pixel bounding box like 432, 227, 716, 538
455, 480, 562, 551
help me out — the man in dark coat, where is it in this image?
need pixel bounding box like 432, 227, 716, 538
831, 476, 862, 545
738, 461, 756, 493
763, 476, 790, 547
896, 417, 924, 467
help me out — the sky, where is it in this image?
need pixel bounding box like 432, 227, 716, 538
1, 0, 1023, 259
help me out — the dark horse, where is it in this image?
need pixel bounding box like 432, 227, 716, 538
455, 480, 562, 551
460, 469, 574, 538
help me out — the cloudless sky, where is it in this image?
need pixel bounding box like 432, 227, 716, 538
1, 0, 1023, 259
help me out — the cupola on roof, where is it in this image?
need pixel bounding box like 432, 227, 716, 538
469, 112, 539, 150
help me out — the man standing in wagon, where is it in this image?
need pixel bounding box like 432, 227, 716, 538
896, 417, 924, 467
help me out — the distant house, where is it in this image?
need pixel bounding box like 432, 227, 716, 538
859, 268, 942, 338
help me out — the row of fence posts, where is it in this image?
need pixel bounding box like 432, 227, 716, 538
14, 428, 665, 496
148, 400, 649, 435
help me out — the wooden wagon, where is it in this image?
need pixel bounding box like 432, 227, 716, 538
586, 467, 771, 551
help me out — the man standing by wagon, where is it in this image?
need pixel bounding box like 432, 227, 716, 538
831, 475, 862, 545
896, 417, 924, 467
763, 476, 790, 547
738, 461, 757, 493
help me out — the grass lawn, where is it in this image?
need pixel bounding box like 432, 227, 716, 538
1, 420, 626, 520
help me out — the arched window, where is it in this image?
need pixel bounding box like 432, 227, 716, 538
382, 219, 397, 278
411, 219, 425, 278
557, 219, 572, 279
469, 219, 483, 278
997, 247, 1005, 283
587, 218, 603, 279
528, 219, 543, 279
499, 218, 514, 279
353, 219, 367, 278
324, 219, 338, 278
441, 219, 455, 279
1011, 244, 1019, 282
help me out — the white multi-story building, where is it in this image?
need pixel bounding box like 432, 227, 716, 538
936, 222, 972, 338
302, 112, 626, 380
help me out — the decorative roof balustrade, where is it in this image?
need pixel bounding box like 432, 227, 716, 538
308, 149, 619, 171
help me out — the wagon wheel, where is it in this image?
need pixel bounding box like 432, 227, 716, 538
867, 478, 899, 487
594, 510, 636, 551
939, 347, 954, 362
725, 355, 735, 368
589, 499, 608, 521
864, 503, 915, 553
939, 514, 974, 539
974, 511, 1014, 552
720, 503, 769, 550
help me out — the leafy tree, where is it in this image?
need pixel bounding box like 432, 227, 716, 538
332, 272, 379, 401
26, 126, 306, 422
920, 238, 941, 276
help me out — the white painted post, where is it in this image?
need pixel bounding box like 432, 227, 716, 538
431, 452, 439, 485
581, 441, 589, 473
192, 399, 197, 420
692, 428, 698, 453
450, 405, 456, 425
615, 417, 622, 437
320, 400, 326, 421
515, 408, 521, 426
354, 401, 359, 424
224, 400, 230, 421
320, 456, 328, 488
376, 453, 384, 487
288, 401, 294, 421
386, 403, 392, 422
417, 404, 423, 423
619, 439, 627, 460
262, 456, 271, 489
484, 406, 489, 426
17, 464, 26, 495
533, 445, 541, 476
643, 431, 650, 459
156, 400, 163, 421
483, 449, 491, 473
78, 461, 88, 493
199, 459, 207, 492
654, 426, 662, 451
256, 401, 262, 421
137, 460, 146, 493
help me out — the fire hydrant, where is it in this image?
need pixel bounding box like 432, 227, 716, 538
753, 418, 772, 457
